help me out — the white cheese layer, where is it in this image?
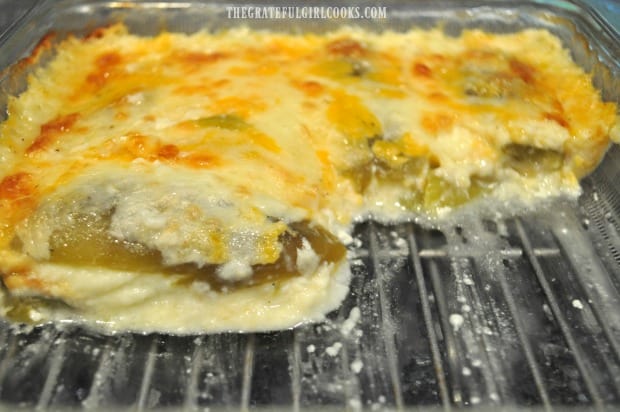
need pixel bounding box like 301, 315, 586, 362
16, 165, 303, 275
7, 259, 350, 334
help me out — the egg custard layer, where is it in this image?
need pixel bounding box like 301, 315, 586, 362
0, 25, 616, 333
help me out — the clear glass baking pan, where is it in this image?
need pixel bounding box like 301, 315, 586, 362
0, 0, 619, 410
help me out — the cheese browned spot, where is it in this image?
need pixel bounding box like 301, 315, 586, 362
0, 172, 34, 200
27, 113, 80, 154
0, 24, 616, 333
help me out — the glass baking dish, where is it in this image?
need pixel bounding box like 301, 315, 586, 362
0, 0, 619, 410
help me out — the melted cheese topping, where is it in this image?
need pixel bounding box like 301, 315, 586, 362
0, 25, 617, 333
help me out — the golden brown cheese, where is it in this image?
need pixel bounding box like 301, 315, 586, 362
0, 24, 616, 333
